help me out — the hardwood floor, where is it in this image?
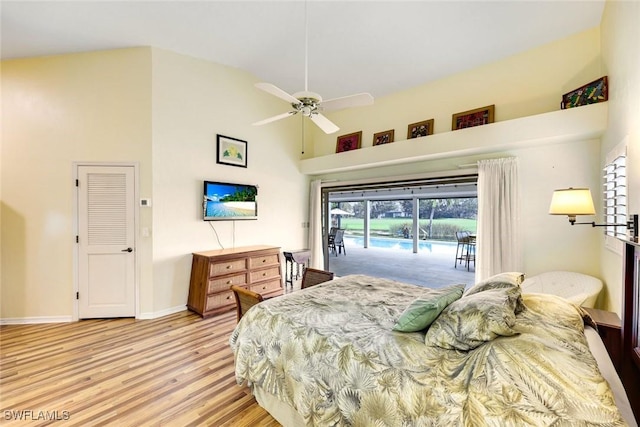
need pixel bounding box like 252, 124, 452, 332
0, 310, 280, 426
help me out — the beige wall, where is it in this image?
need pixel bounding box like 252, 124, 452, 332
599, 0, 640, 313
309, 27, 602, 157
1, 47, 309, 320
149, 48, 308, 316
1, 48, 153, 319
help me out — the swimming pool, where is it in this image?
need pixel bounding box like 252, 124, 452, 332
344, 235, 457, 253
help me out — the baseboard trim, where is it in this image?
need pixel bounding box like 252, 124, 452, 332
0, 316, 73, 325
0, 306, 189, 324
138, 305, 187, 320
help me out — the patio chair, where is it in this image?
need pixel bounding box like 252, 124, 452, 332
454, 231, 475, 270
328, 228, 337, 252
465, 234, 476, 271
454, 231, 468, 267
329, 229, 346, 256
301, 268, 334, 289
230, 285, 263, 323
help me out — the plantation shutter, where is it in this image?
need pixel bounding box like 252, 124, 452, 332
603, 146, 627, 238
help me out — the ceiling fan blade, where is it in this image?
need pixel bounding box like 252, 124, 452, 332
252, 111, 298, 126
309, 113, 340, 134
255, 82, 301, 105
319, 93, 374, 112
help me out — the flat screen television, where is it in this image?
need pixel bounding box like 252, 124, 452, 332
203, 181, 258, 221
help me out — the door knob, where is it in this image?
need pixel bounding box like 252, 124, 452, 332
122, 247, 133, 253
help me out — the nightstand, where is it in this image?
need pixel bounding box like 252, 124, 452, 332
583, 307, 622, 372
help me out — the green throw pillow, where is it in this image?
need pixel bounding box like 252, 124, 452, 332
393, 284, 465, 332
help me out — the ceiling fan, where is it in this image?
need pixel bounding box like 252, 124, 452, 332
252, 3, 374, 134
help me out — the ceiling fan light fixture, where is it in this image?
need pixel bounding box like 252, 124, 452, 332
251, 2, 373, 134
292, 91, 322, 103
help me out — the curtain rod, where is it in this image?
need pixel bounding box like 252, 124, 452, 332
457, 162, 478, 169
319, 169, 478, 189
458, 157, 518, 168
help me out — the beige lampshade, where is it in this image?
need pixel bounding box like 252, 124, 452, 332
549, 188, 596, 215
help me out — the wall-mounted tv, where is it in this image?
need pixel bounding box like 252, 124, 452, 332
203, 181, 258, 221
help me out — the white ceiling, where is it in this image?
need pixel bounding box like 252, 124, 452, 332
1, 1, 605, 101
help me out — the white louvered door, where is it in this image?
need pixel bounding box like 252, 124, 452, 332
78, 165, 135, 318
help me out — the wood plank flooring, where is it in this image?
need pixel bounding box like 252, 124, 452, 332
0, 310, 280, 426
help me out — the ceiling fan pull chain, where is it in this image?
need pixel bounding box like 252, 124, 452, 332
301, 115, 305, 155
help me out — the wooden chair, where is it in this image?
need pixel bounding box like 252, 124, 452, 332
301, 268, 334, 289
230, 285, 263, 322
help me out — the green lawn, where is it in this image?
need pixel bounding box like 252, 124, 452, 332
337, 217, 476, 241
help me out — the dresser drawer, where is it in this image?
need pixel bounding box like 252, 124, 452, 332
207, 274, 247, 294
210, 259, 246, 276
250, 279, 282, 295
189, 246, 281, 318
205, 290, 235, 311
249, 254, 279, 269
250, 266, 280, 283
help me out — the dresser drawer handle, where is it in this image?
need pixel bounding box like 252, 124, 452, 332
226, 265, 232, 269
226, 280, 232, 284
262, 272, 267, 276
226, 295, 231, 300
262, 259, 267, 263
262, 286, 266, 290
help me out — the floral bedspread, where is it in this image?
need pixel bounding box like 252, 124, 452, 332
229, 275, 626, 426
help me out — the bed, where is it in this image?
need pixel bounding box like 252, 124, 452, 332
230, 273, 637, 426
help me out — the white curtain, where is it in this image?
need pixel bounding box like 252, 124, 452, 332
476, 157, 522, 281
308, 179, 324, 268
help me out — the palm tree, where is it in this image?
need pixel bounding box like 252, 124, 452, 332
421, 199, 451, 239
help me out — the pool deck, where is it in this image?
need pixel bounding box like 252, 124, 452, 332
326, 237, 476, 289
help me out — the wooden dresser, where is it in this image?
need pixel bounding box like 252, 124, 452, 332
187, 245, 283, 317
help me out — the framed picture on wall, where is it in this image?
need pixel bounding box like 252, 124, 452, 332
561, 76, 608, 109
336, 131, 362, 153
407, 119, 434, 139
373, 129, 395, 146
216, 134, 247, 168
451, 105, 495, 130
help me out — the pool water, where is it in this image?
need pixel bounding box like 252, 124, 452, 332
344, 236, 457, 253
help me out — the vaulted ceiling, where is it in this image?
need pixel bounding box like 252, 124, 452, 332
2, 1, 605, 100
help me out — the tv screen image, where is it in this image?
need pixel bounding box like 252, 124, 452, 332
203, 181, 258, 220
